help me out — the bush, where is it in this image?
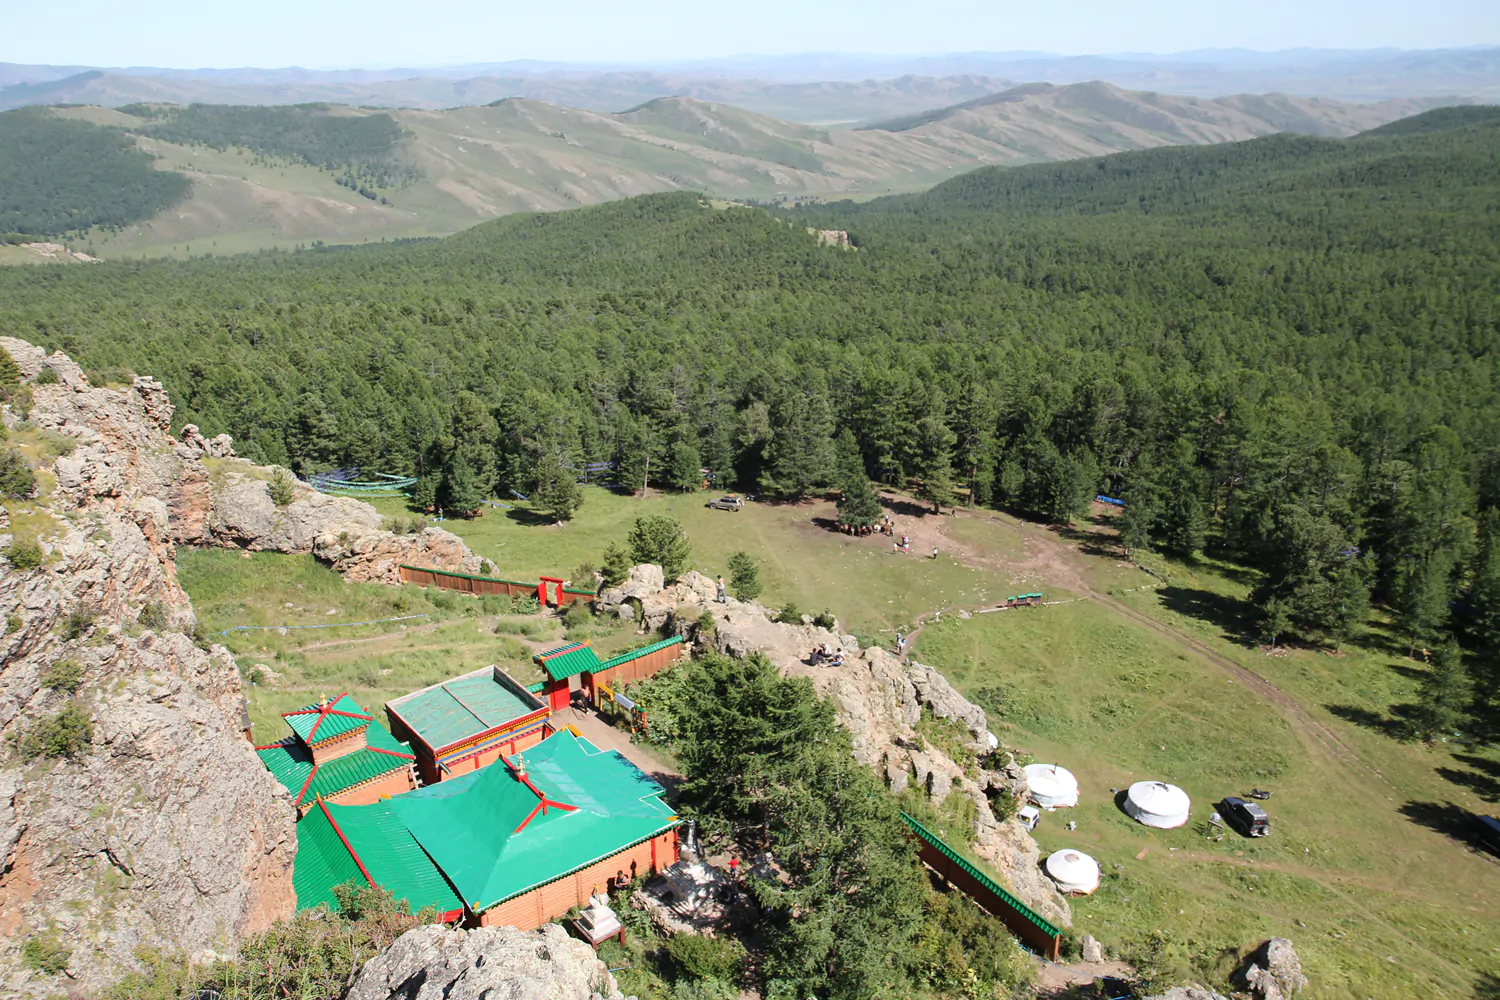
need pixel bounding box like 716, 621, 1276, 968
430, 590, 457, 611
6, 537, 43, 570
34, 367, 59, 385
481, 558, 498, 576
600, 542, 631, 587
775, 603, 802, 625
5, 614, 21, 635
572, 562, 596, 588
813, 609, 837, 630
37, 430, 76, 458
0, 444, 36, 498
512, 594, 541, 615
20, 937, 70, 975
6, 384, 33, 419
187, 619, 213, 650
666, 934, 745, 983
726, 551, 761, 601
60, 605, 98, 641
628, 515, 691, 580
41, 659, 83, 693
563, 599, 593, 628
381, 515, 430, 535
268, 467, 297, 507
18, 703, 93, 758
138, 601, 169, 630
696, 609, 717, 641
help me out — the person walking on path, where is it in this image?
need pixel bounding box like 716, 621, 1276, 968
931, 544, 939, 560
716, 575, 728, 602
895, 631, 906, 657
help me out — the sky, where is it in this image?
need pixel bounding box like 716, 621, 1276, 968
3, 0, 1496, 69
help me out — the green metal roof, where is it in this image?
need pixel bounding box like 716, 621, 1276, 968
899, 812, 1061, 938
295, 800, 464, 917
597, 635, 684, 671
256, 737, 413, 807
534, 641, 603, 681
283, 693, 373, 745
387, 668, 544, 751
388, 730, 678, 911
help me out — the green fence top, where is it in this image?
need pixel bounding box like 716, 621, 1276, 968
899, 812, 1061, 939
597, 635, 684, 672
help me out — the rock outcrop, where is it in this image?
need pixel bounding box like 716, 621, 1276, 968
1238, 938, 1309, 999
600, 565, 1070, 925
1, 341, 297, 997
347, 923, 632, 1000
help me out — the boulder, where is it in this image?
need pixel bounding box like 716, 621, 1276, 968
677, 570, 719, 603
179, 424, 236, 459
1081, 933, 1104, 963
0, 337, 47, 379
908, 660, 989, 743
626, 563, 665, 593
1238, 938, 1309, 999
346, 923, 630, 1000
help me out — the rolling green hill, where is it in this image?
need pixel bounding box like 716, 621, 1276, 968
0, 84, 1471, 256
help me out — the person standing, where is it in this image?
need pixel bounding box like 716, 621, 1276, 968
717, 575, 727, 602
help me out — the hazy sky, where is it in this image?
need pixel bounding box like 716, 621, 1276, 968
4, 0, 1495, 68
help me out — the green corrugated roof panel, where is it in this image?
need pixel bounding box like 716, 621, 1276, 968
257, 739, 315, 804
899, 812, 1061, 938
597, 635, 684, 671
366, 722, 415, 756
325, 800, 465, 917
535, 641, 603, 681
292, 805, 366, 911
283, 693, 373, 745
388, 669, 543, 751
388, 730, 678, 911
306, 748, 411, 802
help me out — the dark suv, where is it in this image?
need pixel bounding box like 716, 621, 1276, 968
1218, 797, 1270, 837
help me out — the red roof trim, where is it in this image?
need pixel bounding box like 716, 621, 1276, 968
317, 798, 375, 887
293, 764, 320, 807
439, 908, 464, 924
433, 706, 550, 755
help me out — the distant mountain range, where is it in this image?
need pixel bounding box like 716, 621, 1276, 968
1, 46, 1496, 121
8, 81, 1465, 261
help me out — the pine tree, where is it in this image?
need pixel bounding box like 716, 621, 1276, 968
1411, 638, 1471, 741
600, 542, 631, 588
1161, 492, 1208, 559
1397, 556, 1453, 657
409, 475, 439, 512
836, 471, 884, 528
915, 407, 958, 513
1260, 597, 1292, 649
666, 438, 702, 492
727, 551, 762, 601
534, 450, 583, 522
628, 515, 691, 580
442, 451, 485, 515
0, 348, 22, 391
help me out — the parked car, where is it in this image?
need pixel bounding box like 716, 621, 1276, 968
706, 496, 743, 511
1217, 796, 1271, 837
1018, 805, 1041, 831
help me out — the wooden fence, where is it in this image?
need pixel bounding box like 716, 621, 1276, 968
399, 565, 595, 606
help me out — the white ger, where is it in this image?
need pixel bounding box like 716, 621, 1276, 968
1024, 763, 1080, 809
1044, 849, 1101, 895
1124, 780, 1191, 829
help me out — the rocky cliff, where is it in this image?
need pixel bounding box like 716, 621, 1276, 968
598, 566, 1071, 925
0, 339, 299, 996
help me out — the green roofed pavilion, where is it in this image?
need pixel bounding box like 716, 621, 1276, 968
535, 641, 604, 682
597, 636, 683, 671
386, 666, 546, 753
294, 799, 464, 919
387, 730, 677, 912
282, 693, 374, 745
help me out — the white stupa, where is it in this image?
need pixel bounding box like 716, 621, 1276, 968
1124, 780, 1191, 829
1045, 849, 1101, 894
1024, 763, 1080, 809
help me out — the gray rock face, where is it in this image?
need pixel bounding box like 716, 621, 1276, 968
347, 923, 631, 1000
1239, 938, 1309, 999
0, 340, 297, 998
179, 423, 236, 459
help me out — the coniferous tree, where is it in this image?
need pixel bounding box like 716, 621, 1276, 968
665, 438, 702, 492
727, 551, 762, 601
600, 542, 631, 588
1411, 638, 1471, 742
837, 471, 884, 528
441, 451, 485, 515
628, 515, 691, 580
534, 450, 582, 523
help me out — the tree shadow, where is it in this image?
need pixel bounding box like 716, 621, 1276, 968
1324, 703, 1409, 740
504, 506, 555, 527
1400, 800, 1497, 854
1454, 753, 1500, 779
1438, 766, 1500, 802
1157, 585, 1258, 645
1474, 971, 1500, 1000
880, 495, 935, 519
1051, 522, 1120, 559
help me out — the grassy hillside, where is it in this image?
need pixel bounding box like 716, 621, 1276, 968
0, 84, 1467, 256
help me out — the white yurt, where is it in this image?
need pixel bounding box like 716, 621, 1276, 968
1045, 849, 1101, 895
1024, 763, 1080, 809
1124, 780, 1191, 828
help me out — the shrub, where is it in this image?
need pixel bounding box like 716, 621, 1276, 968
726, 551, 761, 601
667, 933, 745, 983
0, 444, 36, 498
60, 605, 98, 640
6, 537, 43, 570
813, 609, 837, 630
188, 619, 213, 650
775, 603, 802, 625
18, 703, 93, 758
20, 937, 70, 975
6, 384, 34, 419
600, 542, 631, 588
5, 614, 21, 635
37, 430, 76, 458
696, 609, 717, 641
138, 601, 169, 630
34, 366, 59, 385
482, 593, 514, 615
481, 558, 498, 576
430, 590, 457, 611
41, 659, 83, 693
563, 599, 593, 629
268, 467, 297, 507
572, 562, 596, 587
628, 515, 691, 580
381, 515, 430, 536
512, 594, 541, 615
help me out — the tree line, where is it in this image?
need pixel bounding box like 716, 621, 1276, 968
0, 109, 1497, 729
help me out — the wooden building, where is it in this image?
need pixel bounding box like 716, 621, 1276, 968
386, 665, 552, 784
534, 636, 687, 712
290, 730, 680, 928
255, 694, 417, 814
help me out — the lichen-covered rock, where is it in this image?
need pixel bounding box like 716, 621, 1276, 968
347, 923, 631, 1000
179, 423, 236, 459
201, 465, 382, 551
0, 337, 46, 380
1239, 938, 1309, 999
315, 526, 481, 584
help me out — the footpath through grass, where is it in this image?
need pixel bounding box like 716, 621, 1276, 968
914, 562, 1500, 997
